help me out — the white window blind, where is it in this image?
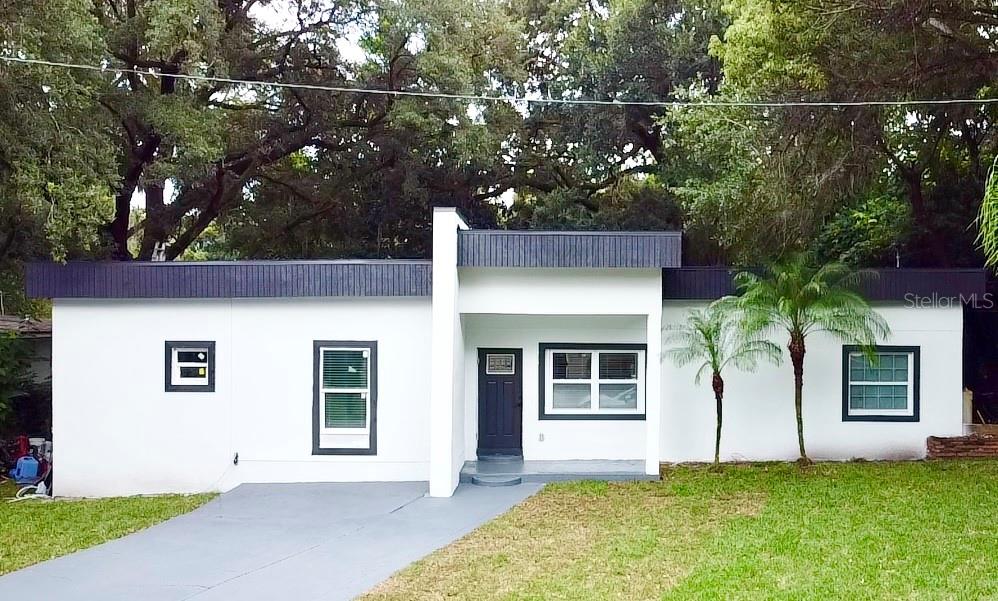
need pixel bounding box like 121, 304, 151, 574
545, 348, 644, 416
320, 348, 371, 433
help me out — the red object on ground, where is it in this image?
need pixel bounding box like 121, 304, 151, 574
15, 435, 30, 459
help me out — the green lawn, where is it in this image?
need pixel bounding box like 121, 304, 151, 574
363, 461, 998, 600
0, 488, 214, 575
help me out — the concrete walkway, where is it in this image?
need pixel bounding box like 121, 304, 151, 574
0, 482, 541, 601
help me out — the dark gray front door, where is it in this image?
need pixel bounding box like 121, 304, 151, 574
477, 348, 523, 457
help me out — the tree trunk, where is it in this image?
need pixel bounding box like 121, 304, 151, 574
164, 166, 238, 260
138, 182, 167, 260
0, 218, 18, 261
788, 333, 809, 464
106, 60, 180, 259
109, 188, 133, 259
110, 139, 159, 259
711, 371, 724, 466
903, 172, 948, 265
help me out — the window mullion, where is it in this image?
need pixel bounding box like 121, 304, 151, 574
591, 351, 598, 413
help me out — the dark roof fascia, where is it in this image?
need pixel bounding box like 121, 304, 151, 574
462, 230, 682, 237
662, 267, 988, 303
70, 259, 431, 266
27, 260, 432, 299
458, 229, 682, 268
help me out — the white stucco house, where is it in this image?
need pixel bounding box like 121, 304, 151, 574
26, 208, 986, 498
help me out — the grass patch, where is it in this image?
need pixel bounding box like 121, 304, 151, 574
0, 492, 214, 575
362, 461, 998, 600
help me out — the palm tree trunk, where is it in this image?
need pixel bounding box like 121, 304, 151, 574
712, 371, 724, 466
788, 333, 809, 464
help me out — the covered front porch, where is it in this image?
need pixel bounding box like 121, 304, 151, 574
460, 312, 656, 460
430, 306, 664, 496
428, 208, 667, 497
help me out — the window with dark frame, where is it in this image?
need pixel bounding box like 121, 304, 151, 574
313, 340, 378, 455
165, 341, 215, 392
539, 343, 647, 420
842, 345, 920, 422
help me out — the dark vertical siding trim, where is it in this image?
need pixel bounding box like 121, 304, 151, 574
662, 268, 987, 301
457, 230, 682, 268
26, 261, 432, 299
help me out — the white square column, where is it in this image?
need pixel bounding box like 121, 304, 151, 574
429, 207, 468, 497
645, 306, 663, 476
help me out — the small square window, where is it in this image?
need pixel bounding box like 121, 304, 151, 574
165, 341, 215, 392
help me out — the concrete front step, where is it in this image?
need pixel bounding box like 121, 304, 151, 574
471, 475, 523, 487
460, 459, 658, 484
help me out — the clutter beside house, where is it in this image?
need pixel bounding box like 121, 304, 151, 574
0, 315, 53, 497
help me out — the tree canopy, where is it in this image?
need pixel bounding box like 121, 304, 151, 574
2, 0, 998, 313
701, 0, 997, 266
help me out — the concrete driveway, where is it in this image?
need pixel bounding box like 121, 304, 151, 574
0, 482, 541, 601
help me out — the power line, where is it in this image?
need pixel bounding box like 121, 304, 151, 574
3, 55, 998, 109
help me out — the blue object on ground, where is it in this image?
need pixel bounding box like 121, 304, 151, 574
9, 455, 39, 484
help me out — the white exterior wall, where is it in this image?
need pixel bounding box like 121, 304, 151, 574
458, 268, 662, 315
660, 302, 964, 462
429, 207, 469, 497
452, 317, 467, 478
52, 297, 431, 497
50, 258, 968, 498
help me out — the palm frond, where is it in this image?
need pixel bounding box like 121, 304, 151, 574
666, 298, 781, 388
723, 338, 783, 371
977, 155, 998, 267
693, 361, 712, 386
736, 253, 891, 347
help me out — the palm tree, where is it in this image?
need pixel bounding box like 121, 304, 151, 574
735, 255, 889, 464
665, 298, 781, 465
977, 156, 998, 265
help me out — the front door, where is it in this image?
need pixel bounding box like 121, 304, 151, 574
477, 348, 523, 457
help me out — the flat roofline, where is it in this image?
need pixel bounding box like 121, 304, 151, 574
670, 266, 987, 272
458, 229, 682, 268
662, 267, 988, 302
48, 259, 432, 266
460, 229, 681, 236
27, 260, 432, 299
